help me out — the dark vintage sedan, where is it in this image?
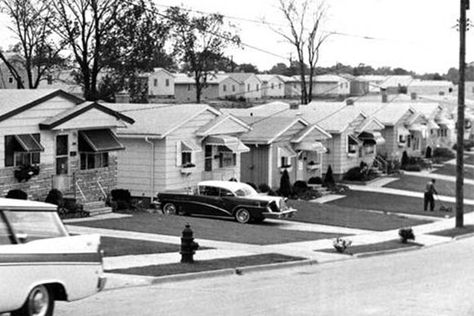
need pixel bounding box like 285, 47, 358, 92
157, 180, 297, 224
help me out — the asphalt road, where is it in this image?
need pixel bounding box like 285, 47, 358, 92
57, 236, 474, 316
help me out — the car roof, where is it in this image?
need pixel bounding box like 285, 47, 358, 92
0, 198, 58, 211
198, 181, 252, 192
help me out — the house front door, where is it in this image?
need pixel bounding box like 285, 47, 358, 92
53, 134, 71, 192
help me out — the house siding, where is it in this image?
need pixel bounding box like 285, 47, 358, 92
175, 84, 219, 103
240, 145, 269, 186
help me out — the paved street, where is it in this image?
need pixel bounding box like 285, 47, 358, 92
57, 235, 474, 316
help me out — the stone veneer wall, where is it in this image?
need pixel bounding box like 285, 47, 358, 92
0, 163, 55, 201
0, 156, 118, 202
73, 156, 118, 203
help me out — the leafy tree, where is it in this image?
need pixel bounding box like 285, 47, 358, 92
213, 56, 238, 72
166, 6, 240, 103
102, 0, 172, 102
0, 0, 65, 88
237, 63, 259, 73
279, 169, 292, 197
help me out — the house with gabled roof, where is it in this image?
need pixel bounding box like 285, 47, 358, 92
223, 113, 331, 188
227, 73, 263, 100
297, 102, 384, 178
257, 74, 286, 99
226, 100, 384, 180
173, 73, 241, 102
147, 68, 175, 101
0, 89, 134, 209
107, 103, 251, 199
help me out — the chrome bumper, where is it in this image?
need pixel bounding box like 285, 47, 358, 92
262, 208, 297, 219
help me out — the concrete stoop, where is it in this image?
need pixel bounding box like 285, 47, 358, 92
83, 200, 112, 217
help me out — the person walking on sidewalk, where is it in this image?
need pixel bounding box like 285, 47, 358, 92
424, 179, 438, 211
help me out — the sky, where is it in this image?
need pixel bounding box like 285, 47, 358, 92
0, 0, 471, 74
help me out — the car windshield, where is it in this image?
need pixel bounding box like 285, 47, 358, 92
233, 185, 258, 197
3, 210, 67, 242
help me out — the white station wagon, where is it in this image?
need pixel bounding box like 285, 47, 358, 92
0, 198, 106, 316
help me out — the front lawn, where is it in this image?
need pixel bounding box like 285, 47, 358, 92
432, 164, 474, 180
71, 212, 341, 245
464, 154, 474, 165
428, 225, 474, 238
286, 200, 431, 231
317, 239, 422, 256
107, 253, 305, 276
384, 175, 474, 199
327, 190, 458, 217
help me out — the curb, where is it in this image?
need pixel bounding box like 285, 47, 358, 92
453, 232, 474, 240
353, 244, 421, 258
150, 268, 235, 284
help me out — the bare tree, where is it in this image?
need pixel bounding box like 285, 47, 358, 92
0, 0, 64, 88
47, 0, 120, 100
274, 0, 330, 104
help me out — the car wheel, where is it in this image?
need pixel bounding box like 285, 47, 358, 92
12, 284, 54, 316
162, 203, 177, 215
235, 208, 251, 224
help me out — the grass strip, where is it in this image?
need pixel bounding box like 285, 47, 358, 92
317, 239, 422, 256
107, 253, 305, 276
428, 225, 474, 238
101, 236, 211, 257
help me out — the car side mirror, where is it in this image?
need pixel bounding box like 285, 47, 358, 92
17, 232, 28, 243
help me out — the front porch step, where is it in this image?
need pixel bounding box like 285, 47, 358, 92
84, 206, 113, 217
83, 201, 107, 211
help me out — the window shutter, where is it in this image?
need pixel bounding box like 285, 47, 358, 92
277, 147, 282, 167
176, 141, 182, 166
191, 150, 196, 164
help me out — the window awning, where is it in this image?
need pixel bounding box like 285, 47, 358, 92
437, 117, 455, 128
358, 131, 385, 146
206, 135, 250, 153
427, 120, 440, 130
293, 141, 326, 153
397, 126, 410, 136
14, 134, 44, 152
408, 123, 427, 132
79, 129, 124, 152
181, 140, 202, 153
348, 134, 361, 146
278, 145, 297, 158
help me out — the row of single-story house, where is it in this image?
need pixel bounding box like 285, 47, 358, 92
146, 69, 371, 102
0, 89, 458, 207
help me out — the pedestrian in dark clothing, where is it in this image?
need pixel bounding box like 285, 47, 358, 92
424, 179, 437, 211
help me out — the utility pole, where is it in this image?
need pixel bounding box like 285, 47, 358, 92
456, 0, 469, 228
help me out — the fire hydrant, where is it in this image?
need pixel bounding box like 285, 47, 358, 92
180, 223, 199, 263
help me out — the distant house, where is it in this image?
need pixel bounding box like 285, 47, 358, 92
0, 52, 27, 89
279, 75, 301, 98
227, 73, 263, 100
37, 69, 83, 98
0, 89, 134, 207
107, 103, 251, 199
312, 75, 351, 97
357, 75, 414, 94
257, 74, 285, 99
173, 73, 241, 103
223, 112, 331, 189
407, 80, 454, 96
147, 68, 175, 101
